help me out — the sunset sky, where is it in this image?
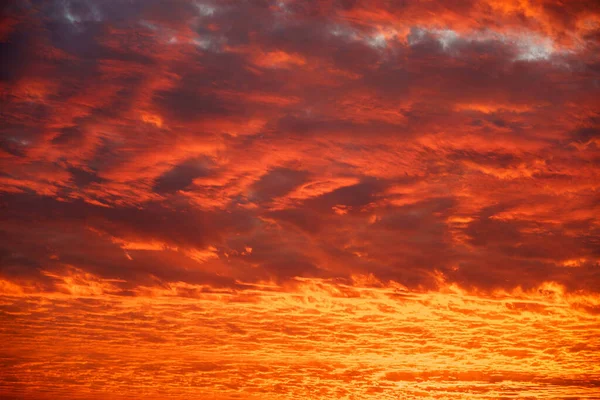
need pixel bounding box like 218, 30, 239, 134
1, 0, 600, 398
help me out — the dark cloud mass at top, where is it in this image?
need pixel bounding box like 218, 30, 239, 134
1, 0, 599, 295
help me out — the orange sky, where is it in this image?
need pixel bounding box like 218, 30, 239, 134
1, 0, 600, 398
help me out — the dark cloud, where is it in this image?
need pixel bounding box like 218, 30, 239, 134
68, 166, 104, 187
267, 208, 324, 234
572, 126, 600, 142
153, 83, 231, 122
0, 0, 598, 296
153, 157, 214, 194
249, 167, 310, 203
51, 126, 85, 145
304, 179, 386, 211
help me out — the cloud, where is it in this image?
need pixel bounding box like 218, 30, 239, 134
152, 156, 214, 194
0, 0, 599, 332
249, 167, 310, 203
1, 1, 600, 396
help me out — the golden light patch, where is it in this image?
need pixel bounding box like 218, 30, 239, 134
253, 50, 307, 68
447, 216, 474, 224
141, 112, 164, 128
186, 246, 219, 263
13, 79, 55, 100
454, 103, 533, 114
561, 258, 588, 268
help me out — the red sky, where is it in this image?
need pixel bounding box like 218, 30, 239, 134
1, 0, 600, 398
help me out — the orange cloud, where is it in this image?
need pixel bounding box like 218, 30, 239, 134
253, 50, 307, 68
1, 0, 599, 398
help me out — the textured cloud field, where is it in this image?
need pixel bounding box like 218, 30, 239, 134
1, 280, 600, 399
1, 0, 600, 398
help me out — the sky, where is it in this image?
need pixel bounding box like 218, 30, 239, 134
0, 0, 600, 398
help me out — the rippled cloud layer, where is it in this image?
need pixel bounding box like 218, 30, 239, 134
2, 278, 600, 399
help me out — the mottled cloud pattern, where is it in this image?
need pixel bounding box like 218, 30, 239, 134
1, 0, 600, 398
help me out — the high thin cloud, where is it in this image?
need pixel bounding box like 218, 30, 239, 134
1, 0, 599, 398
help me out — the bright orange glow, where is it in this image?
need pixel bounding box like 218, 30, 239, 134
1, 277, 599, 399
253, 50, 307, 68
141, 112, 164, 128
